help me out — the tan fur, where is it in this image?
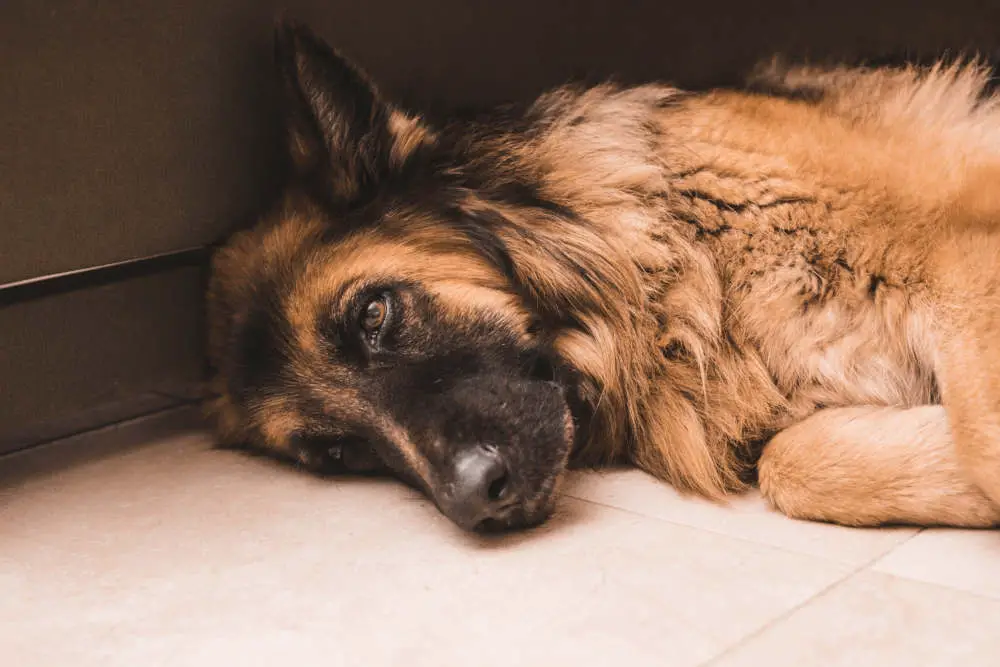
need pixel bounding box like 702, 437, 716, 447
501, 61, 1000, 523
759, 406, 1000, 527
387, 110, 435, 167
209, 55, 1000, 528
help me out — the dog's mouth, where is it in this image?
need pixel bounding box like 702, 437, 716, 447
292, 435, 388, 476
472, 503, 556, 534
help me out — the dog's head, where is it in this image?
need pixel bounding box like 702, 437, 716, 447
207, 22, 588, 532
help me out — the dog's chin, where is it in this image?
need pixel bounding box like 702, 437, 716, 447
466, 487, 561, 534
475, 511, 550, 534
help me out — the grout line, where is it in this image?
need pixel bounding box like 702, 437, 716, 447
864, 526, 926, 571
864, 568, 1000, 604
695, 528, 930, 667
862, 527, 1000, 602
559, 488, 920, 567
561, 493, 850, 561
696, 571, 858, 667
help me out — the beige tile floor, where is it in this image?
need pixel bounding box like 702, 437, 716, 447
2, 408, 998, 667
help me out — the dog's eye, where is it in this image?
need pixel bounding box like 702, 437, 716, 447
360, 295, 389, 337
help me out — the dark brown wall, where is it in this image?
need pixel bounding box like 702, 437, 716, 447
2, 0, 997, 453
1, 1, 283, 285
0, 266, 204, 453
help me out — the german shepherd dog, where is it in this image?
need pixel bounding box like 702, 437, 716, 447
207, 20, 1000, 532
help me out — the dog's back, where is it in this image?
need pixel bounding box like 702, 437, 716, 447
492, 61, 1000, 497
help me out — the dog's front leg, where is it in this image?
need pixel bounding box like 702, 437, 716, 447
929, 232, 1000, 514
758, 405, 999, 528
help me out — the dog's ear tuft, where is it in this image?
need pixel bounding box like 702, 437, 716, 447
274, 19, 395, 207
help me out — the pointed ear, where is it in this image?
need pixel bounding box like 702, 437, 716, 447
274, 20, 431, 207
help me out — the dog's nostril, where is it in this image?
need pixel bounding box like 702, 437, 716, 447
446, 446, 515, 529
487, 469, 509, 502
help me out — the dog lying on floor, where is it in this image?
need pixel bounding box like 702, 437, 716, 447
206, 20, 1000, 532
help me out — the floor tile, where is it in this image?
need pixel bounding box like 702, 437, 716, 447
563, 469, 919, 564
872, 528, 1000, 599
709, 571, 1000, 667
1, 431, 850, 667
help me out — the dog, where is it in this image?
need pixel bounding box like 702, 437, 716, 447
206, 20, 1000, 532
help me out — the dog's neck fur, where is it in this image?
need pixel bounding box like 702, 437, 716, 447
452, 84, 780, 496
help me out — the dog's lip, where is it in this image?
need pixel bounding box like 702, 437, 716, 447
464, 498, 554, 533
439, 497, 521, 532
474, 510, 549, 534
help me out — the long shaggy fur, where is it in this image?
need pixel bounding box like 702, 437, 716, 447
208, 25, 1000, 531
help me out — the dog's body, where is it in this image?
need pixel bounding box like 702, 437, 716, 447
207, 23, 1000, 531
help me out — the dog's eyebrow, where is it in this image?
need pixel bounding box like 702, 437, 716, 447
328, 277, 382, 312
285, 271, 393, 343
334, 276, 417, 312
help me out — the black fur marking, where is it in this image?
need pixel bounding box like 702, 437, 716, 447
745, 77, 827, 103
662, 340, 690, 362
228, 283, 291, 402
274, 19, 398, 210
679, 189, 816, 214
743, 56, 827, 104
484, 179, 578, 220
868, 274, 885, 297
833, 257, 853, 272
678, 214, 733, 240
446, 209, 518, 283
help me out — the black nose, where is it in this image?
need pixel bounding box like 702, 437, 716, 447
440, 446, 513, 530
